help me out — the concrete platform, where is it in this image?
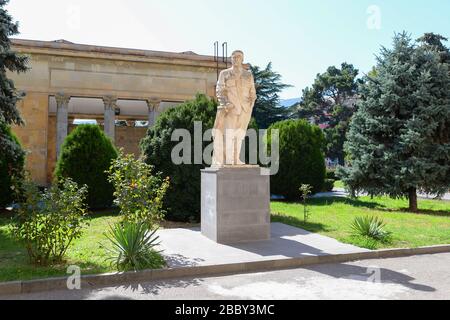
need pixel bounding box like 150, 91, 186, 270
201, 166, 271, 244
158, 223, 369, 268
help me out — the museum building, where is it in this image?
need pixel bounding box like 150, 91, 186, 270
8, 39, 228, 185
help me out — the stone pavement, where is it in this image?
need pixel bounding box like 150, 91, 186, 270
157, 223, 368, 268
4, 253, 449, 300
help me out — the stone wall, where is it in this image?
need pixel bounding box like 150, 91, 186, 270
13, 93, 49, 186
116, 126, 148, 158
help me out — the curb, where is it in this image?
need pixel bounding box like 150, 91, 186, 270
1, 244, 450, 296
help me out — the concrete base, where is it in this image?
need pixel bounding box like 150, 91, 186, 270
201, 166, 271, 244
158, 223, 369, 268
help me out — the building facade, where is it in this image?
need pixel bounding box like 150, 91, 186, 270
9, 39, 227, 185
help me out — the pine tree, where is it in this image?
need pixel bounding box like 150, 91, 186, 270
339, 32, 450, 212
417, 33, 450, 64
295, 63, 360, 164
250, 63, 292, 129
0, 0, 28, 160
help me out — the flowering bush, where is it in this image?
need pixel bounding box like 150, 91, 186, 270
107, 150, 170, 228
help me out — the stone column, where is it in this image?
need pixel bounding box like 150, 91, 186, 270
103, 96, 117, 142
55, 92, 71, 158
146, 98, 161, 127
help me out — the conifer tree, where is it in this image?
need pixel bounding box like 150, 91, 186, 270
250, 63, 292, 129
0, 0, 28, 160
339, 32, 450, 212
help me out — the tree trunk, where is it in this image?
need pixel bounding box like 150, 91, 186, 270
409, 188, 418, 212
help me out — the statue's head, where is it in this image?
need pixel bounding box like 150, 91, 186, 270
231, 50, 244, 67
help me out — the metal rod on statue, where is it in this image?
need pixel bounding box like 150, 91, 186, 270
222, 42, 228, 69
214, 41, 219, 81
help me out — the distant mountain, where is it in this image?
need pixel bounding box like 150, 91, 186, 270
279, 98, 301, 108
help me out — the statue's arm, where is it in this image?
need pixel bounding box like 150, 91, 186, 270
216, 71, 228, 107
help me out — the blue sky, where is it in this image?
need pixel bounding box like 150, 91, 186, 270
7, 0, 450, 99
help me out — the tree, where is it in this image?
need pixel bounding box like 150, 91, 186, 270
339, 32, 450, 212
55, 125, 118, 209
0, 123, 25, 208
268, 119, 326, 200
250, 63, 292, 129
141, 94, 217, 222
417, 33, 450, 64
0, 0, 28, 160
295, 63, 360, 164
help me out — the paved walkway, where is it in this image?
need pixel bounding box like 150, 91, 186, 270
4, 253, 449, 300
313, 188, 450, 201
157, 223, 367, 268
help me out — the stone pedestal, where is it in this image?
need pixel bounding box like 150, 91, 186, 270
201, 166, 271, 244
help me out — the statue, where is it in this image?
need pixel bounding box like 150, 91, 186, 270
212, 50, 257, 166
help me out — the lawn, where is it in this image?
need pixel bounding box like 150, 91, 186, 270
0, 210, 121, 283
0, 210, 198, 283
1, 196, 449, 283
272, 196, 450, 250
334, 180, 345, 189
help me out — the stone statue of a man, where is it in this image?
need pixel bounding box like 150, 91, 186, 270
212, 50, 257, 166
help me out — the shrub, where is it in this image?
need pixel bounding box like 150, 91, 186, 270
299, 184, 313, 222
326, 169, 337, 181
351, 216, 391, 241
323, 179, 335, 192
55, 124, 118, 209
107, 150, 170, 228
140, 94, 217, 222
103, 221, 165, 271
11, 178, 88, 265
268, 119, 326, 200
0, 123, 25, 208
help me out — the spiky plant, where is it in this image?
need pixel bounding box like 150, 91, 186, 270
103, 221, 165, 271
351, 216, 391, 241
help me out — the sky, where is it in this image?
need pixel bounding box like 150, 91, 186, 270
6, 0, 450, 99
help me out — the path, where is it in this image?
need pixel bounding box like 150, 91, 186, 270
3, 253, 449, 300
312, 188, 450, 201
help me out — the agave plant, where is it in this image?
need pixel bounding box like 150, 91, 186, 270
103, 221, 165, 271
351, 216, 391, 241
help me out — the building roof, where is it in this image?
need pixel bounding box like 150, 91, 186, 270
11, 38, 230, 68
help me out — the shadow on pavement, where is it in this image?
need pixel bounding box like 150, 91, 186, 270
164, 254, 206, 268
304, 263, 436, 293
117, 277, 204, 296
228, 223, 353, 258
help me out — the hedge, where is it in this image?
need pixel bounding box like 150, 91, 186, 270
268, 119, 326, 200
54, 124, 118, 209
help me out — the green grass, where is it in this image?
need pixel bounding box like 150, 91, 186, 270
1, 196, 449, 282
334, 180, 345, 189
0, 211, 122, 282
272, 196, 450, 250
0, 208, 197, 283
